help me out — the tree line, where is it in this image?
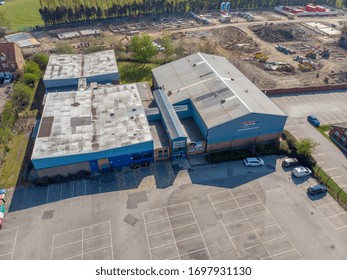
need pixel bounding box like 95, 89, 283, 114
39, 0, 342, 26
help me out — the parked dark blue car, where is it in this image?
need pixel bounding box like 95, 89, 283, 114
307, 115, 320, 127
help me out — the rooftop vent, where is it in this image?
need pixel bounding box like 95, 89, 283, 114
110, 113, 115, 117
193, 63, 196, 67
71, 102, 80, 107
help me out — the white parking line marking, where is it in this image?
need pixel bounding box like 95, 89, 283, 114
0, 239, 15, 244
315, 153, 326, 156
324, 167, 338, 171
331, 176, 342, 179
335, 225, 347, 230
188, 203, 212, 260
52, 240, 81, 250
211, 197, 234, 205
263, 235, 287, 244
81, 245, 113, 257
240, 201, 262, 209
149, 241, 175, 251
164, 207, 181, 259
144, 217, 168, 225
64, 254, 82, 260
143, 213, 153, 260
179, 248, 208, 258
229, 229, 255, 239
327, 212, 346, 219
207, 194, 240, 257
272, 248, 296, 257
108, 221, 114, 260
317, 202, 337, 208
317, 161, 325, 164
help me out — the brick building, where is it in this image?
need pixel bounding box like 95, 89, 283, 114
0, 42, 25, 73
329, 123, 347, 153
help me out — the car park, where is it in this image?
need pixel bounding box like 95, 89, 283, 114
307, 184, 328, 196
282, 157, 299, 167
244, 157, 264, 166
292, 166, 312, 178
307, 115, 320, 127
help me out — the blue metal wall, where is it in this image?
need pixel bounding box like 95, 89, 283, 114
32, 141, 153, 170
207, 113, 287, 144
188, 100, 208, 138
86, 73, 119, 84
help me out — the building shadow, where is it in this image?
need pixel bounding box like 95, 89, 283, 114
8, 161, 178, 212
187, 156, 277, 188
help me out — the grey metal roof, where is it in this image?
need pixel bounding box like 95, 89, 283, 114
32, 83, 152, 160
153, 89, 186, 140
152, 52, 286, 129
44, 50, 118, 81
332, 122, 347, 129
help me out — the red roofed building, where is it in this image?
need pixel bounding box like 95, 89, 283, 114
0, 42, 25, 73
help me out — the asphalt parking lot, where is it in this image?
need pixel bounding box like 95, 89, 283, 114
1, 157, 347, 260
270, 90, 347, 189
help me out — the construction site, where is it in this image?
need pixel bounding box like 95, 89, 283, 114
8, 7, 345, 91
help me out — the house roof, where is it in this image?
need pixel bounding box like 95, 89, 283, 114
152, 52, 286, 129
332, 122, 347, 129
0, 42, 22, 63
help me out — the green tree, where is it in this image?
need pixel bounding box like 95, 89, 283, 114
10, 90, 30, 117
32, 53, 49, 71
23, 73, 38, 87
295, 138, 318, 157
161, 31, 174, 62
129, 33, 157, 63
174, 39, 185, 58
24, 61, 42, 77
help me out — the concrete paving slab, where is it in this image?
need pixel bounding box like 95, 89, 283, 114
0, 227, 17, 242
255, 225, 284, 243
172, 224, 200, 242
150, 243, 178, 260
166, 203, 191, 217
264, 236, 294, 256
123, 171, 138, 189
73, 180, 86, 197
83, 234, 111, 254
231, 232, 260, 251
176, 235, 206, 256
247, 213, 276, 229
83, 222, 110, 239
309, 195, 335, 207
47, 184, 62, 203
328, 213, 347, 229
238, 243, 270, 260
180, 248, 210, 260
148, 231, 175, 249
83, 246, 113, 260
61, 181, 74, 200
123, 214, 138, 227
145, 218, 171, 235
100, 182, 119, 194
169, 212, 195, 228
272, 249, 302, 260
219, 209, 246, 224
225, 220, 253, 237
209, 191, 233, 204
52, 241, 82, 260
231, 185, 255, 198
319, 203, 345, 218
53, 229, 82, 248
242, 203, 268, 218
144, 208, 167, 223
0, 253, 13, 260
213, 199, 238, 213
235, 194, 261, 208
0, 239, 15, 255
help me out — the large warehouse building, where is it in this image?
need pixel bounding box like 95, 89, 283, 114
151, 52, 287, 157
31, 51, 287, 177
43, 50, 119, 91
32, 83, 153, 177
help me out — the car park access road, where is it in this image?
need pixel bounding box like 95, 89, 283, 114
270, 90, 347, 190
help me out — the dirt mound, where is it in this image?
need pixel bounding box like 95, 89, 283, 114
251, 24, 307, 43
212, 27, 259, 53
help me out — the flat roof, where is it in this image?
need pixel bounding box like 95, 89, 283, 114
149, 121, 170, 149
4, 32, 40, 48
32, 83, 152, 160
152, 52, 286, 129
180, 118, 204, 143
44, 50, 118, 81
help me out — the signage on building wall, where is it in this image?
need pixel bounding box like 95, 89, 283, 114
237, 121, 260, 132
188, 141, 204, 153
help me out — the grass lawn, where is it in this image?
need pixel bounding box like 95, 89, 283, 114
0, 0, 43, 31
118, 61, 161, 86
0, 133, 28, 188
316, 124, 331, 141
